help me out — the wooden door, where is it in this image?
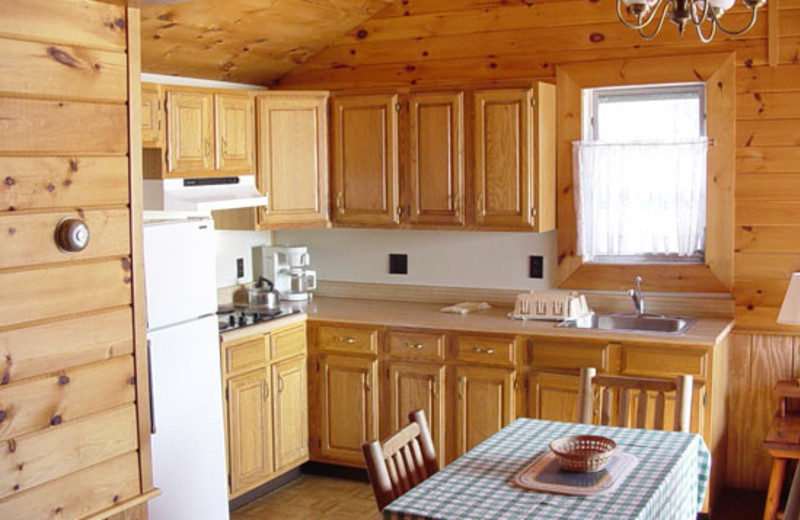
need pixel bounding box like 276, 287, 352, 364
0, 2, 154, 518
528, 370, 581, 423
272, 356, 309, 472
318, 354, 379, 464
227, 370, 272, 494
142, 84, 162, 148
387, 362, 446, 464
454, 366, 515, 459
257, 93, 328, 227
473, 89, 534, 229
331, 94, 400, 227
407, 92, 464, 226
215, 93, 255, 173
166, 91, 214, 174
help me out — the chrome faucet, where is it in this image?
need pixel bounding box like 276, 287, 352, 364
629, 276, 644, 315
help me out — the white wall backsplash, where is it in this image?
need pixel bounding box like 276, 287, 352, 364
214, 231, 272, 288
275, 228, 557, 290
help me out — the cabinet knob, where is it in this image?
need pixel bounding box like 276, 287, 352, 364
335, 336, 356, 344
405, 343, 424, 350
55, 217, 90, 253
472, 346, 496, 355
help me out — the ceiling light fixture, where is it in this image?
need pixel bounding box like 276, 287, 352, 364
617, 0, 766, 42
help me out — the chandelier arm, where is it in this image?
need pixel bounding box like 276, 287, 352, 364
616, 0, 666, 30
689, 0, 711, 26
712, 6, 761, 36
637, 1, 672, 40
694, 17, 717, 42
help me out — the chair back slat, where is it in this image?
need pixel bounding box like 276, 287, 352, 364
578, 367, 694, 433
361, 409, 440, 512
654, 392, 666, 430
635, 389, 648, 429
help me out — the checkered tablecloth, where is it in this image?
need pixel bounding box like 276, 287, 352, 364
383, 418, 710, 520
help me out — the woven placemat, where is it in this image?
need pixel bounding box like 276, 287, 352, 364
513, 450, 639, 496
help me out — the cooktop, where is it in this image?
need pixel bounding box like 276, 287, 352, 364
217, 306, 299, 332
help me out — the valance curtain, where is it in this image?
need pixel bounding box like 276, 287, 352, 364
572, 138, 708, 261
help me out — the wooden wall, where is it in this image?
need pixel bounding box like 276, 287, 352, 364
278, 0, 800, 489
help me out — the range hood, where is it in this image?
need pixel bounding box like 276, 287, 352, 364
143, 175, 268, 213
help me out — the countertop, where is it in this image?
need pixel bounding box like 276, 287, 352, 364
301, 297, 734, 347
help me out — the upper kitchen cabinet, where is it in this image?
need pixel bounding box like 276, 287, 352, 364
143, 87, 255, 179
331, 94, 400, 227
407, 92, 465, 227
166, 90, 215, 174
257, 92, 329, 228
216, 94, 256, 173
142, 83, 163, 148
473, 84, 555, 231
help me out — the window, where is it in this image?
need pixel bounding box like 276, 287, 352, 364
573, 83, 708, 264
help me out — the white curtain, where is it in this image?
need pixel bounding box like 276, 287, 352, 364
572, 138, 708, 261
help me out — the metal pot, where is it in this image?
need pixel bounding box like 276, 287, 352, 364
248, 277, 280, 310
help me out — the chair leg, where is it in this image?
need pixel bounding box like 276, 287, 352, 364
764, 458, 788, 520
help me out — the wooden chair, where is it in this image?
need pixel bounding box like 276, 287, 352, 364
578, 367, 693, 432
361, 409, 439, 512
763, 380, 800, 520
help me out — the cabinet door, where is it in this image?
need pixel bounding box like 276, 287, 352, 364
257, 94, 328, 226
331, 94, 400, 226
142, 84, 162, 148
407, 92, 464, 226
387, 362, 446, 465
454, 366, 515, 459
227, 370, 272, 494
215, 94, 255, 173
167, 91, 214, 173
528, 370, 581, 423
473, 89, 534, 228
272, 356, 309, 472
318, 354, 379, 464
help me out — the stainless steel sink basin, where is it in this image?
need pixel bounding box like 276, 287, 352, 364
559, 313, 697, 334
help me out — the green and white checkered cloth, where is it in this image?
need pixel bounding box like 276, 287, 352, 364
384, 418, 710, 520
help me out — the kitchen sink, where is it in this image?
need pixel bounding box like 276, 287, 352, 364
559, 313, 697, 334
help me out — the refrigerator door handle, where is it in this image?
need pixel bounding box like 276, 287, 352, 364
148, 339, 156, 434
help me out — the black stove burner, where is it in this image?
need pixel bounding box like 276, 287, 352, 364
217, 307, 297, 332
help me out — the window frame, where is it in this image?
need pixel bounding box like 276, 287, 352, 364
556, 53, 735, 294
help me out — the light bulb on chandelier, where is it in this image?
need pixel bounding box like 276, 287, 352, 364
617, 0, 766, 42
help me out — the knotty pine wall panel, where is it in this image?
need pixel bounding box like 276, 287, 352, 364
279, 0, 800, 489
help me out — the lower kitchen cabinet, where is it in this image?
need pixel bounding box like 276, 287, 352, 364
227, 370, 272, 494
220, 321, 308, 498
454, 365, 516, 459
527, 370, 581, 423
387, 362, 446, 465
316, 353, 379, 465
272, 355, 308, 472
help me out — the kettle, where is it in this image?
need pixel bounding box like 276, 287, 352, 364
248, 277, 280, 310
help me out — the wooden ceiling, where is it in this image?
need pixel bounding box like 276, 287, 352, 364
140, 0, 397, 86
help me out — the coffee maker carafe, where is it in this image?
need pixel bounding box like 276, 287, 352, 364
253, 245, 317, 301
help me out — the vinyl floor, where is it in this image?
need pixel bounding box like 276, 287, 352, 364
230, 475, 765, 520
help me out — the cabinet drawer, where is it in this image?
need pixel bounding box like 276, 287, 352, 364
271, 323, 306, 360
388, 330, 445, 361
317, 325, 378, 355
454, 335, 515, 366
225, 336, 267, 374
622, 345, 707, 379
530, 340, 612, 372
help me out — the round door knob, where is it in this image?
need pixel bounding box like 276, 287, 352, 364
55, 217, 90, 253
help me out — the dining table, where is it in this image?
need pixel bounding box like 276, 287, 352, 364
382, 418, 711, 520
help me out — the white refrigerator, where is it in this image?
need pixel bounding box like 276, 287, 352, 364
143, 217, 230, 520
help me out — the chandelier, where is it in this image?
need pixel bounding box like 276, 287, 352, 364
617, 0, 766, 42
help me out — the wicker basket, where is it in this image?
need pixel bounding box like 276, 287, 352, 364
549, 435, 616, 473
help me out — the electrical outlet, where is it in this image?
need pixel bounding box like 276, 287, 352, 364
389, 254, 408, 275
529, 256, 544, 279
236, 258, 245, 279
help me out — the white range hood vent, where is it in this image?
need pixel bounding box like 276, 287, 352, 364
143, 175, 268, 213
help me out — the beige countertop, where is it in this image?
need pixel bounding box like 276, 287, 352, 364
301, 297, 734, 347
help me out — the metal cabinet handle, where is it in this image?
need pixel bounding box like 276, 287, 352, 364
365, 379, 372, 392
261, 380, 267, 402
335, 336, 357, 344
278, 375, 284, 393
405, 343, 425, 350
336, 193, 344, 215
432, 376, 439, 399
458, 376, 466, 399
476, 192, 485, 215
473, 346, 496, 355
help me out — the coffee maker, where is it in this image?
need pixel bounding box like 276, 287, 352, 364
253, 245, 317, 301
